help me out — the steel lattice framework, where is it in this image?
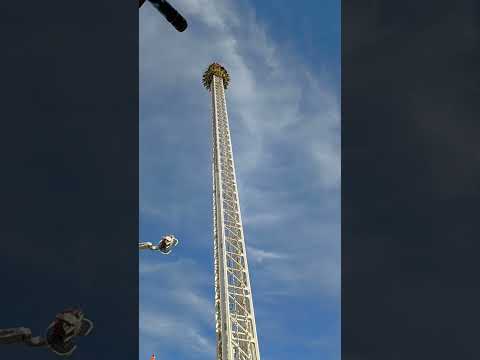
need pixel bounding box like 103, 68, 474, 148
203, 63, 261, 360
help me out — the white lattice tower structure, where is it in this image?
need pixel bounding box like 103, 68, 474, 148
203, 63, 261, 360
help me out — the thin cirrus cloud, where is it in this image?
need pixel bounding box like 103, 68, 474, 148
140, 0, 339, 359
140, 310, 215, 356
247, 245, 287, 264
140, 258, 215, 358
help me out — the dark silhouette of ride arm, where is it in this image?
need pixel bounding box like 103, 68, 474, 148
139, 0, 188, 32
0, 309, 93, 357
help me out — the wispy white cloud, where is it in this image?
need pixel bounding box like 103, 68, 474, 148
140, 258, 211, 290
140, 0, 339, 359
139, 0, 341, 284
140, 310, 215, 356
139, 258, 215, 358
140, 0, 340, 190
140, 0, 340, 304
170, 288, 214, 321
247, 245, 287, 264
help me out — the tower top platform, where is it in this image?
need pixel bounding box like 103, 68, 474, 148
202, 63, 230, 90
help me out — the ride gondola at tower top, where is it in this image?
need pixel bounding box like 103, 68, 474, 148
202, 63, 230, 90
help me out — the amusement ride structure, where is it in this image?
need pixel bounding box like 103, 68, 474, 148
203, 63, 261, 360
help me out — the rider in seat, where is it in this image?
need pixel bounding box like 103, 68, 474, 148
158, 234, 177, 254
139, 234, 179, 255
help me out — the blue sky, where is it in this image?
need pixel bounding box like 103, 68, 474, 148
139, 1, 340, 359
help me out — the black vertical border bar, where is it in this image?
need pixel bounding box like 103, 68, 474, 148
0, 1, 138, 359
343, 1, 480, 359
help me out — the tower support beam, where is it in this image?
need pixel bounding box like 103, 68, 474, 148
204, 63, 261, 360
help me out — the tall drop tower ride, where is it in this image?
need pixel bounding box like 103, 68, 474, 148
203, 63, 261, 360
